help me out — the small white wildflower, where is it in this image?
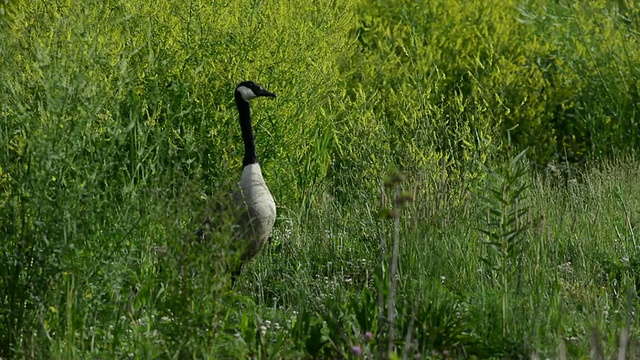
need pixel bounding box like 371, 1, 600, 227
440, 276, 446, 284
259, 325, 267, 335
558, 262, 572, 272
264, 320, 271, 328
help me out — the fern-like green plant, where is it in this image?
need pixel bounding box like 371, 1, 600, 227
477, 148, 530, 335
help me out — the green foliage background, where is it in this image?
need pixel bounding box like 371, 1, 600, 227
1, 0, 640, 357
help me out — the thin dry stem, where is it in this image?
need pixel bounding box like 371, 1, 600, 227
378, 180, 388, 360
387, 184, 401, 357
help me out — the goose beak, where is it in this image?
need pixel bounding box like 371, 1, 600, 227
258, 88, 277, 98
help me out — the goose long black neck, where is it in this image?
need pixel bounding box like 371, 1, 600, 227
235, 93, 258, 167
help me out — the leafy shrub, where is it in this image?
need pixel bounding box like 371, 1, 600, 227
349, 0, 640, 174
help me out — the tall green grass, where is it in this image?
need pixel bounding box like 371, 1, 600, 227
2, 0, 640, 358
242, 156, 640, 358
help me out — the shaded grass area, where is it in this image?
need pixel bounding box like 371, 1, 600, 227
6, 157, 640, 358
246, 159, 640, 359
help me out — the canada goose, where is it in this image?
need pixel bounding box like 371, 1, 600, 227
197, 81, 277, 284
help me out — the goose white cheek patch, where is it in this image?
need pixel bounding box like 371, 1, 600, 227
237, 86, 257, 101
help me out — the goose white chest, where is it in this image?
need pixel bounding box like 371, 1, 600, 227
238, 163, 276, 257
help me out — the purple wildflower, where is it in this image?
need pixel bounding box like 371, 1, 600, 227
351, 345, 362, 356
364, 332, 374, 342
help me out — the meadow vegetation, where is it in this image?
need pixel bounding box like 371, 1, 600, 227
1, 0, 640, 358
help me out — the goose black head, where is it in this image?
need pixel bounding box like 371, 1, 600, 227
235, 81, 277, 102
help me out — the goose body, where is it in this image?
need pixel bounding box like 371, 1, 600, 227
198, 81, 277, 283
237, 163, 276, 261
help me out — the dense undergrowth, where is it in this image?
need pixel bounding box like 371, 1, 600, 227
2, 0, 640, 358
